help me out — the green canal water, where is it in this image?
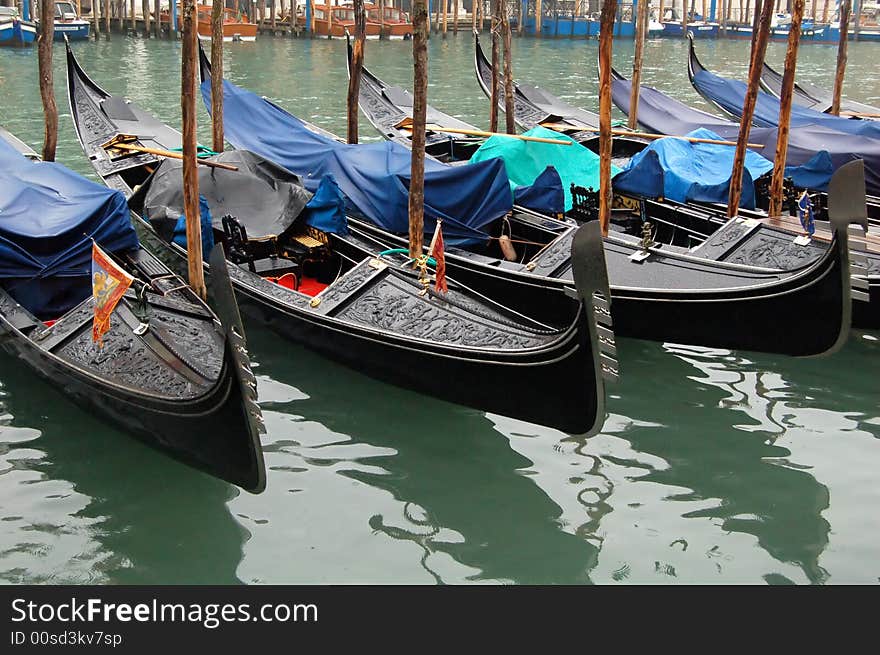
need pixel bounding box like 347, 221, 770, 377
0, 35, 878, 584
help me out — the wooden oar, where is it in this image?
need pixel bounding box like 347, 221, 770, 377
400, 122, 573, 145
840, 111, 880, 118
540, 122, 765, 149
101, 136, 239, 171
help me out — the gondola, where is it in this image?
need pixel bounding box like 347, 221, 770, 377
350, 41, 483, 163
687, 35, 880, 141
66, 44, 614, 436
210, 47, 863, 356
608, 65, 879, 328
758, 61, 879, 119
609, 60, 880, 215
0, 126, 267, 493
471, 34, 875, 332
472, 33, 647, 164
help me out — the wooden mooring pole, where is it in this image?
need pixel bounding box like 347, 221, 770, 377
598, 0, 617, 238
181, 0, 207, 300
409, 0, 428, 260
38, 0, 57, 161
211, 0, 225, 152
629, 0, 649, 130
768, 0, 804, 217
489, 0, 500, 131
500, 0, 514, 133
727, 0, 773, 217
348, 0, 366, 143
831, 0, 851, 115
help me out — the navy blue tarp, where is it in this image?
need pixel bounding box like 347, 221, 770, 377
691, 68, 880, 139
201, 79, 514, 245
512, 166, 565, 215
614, 128, 773, 208
611, 77, 880, 195
0, 144, 139, 319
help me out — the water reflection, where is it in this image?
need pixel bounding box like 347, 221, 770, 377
233, 327, 594, 584
0, 356, 247, 584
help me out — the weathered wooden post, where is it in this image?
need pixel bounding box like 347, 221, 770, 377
535, 0, 541, 34
104, 0, 110, 35
500, 0, 515, 133
92, 0, 100, 39
442, 0, 447, 37
853, 0, 861, 41
327, 0, 333, 36
727, 0, 773, 217
682, 0, 689, 36
822, 0, 829, 23
831, 0, 851, 115
348, 0, 365, 143
629, 0, 649, 130
142, 0, 151, 35
768, 0, 804, 217
211, 0, 224, 152
489, 0, 500, 131
472, 0, 477, 31
453, 0, 459, 35
598, 0, 617, 238
181, 0, 208, 300
409, 0, 428, 259
38, 0, 57, 162
155, 0, 161, 37
129, 0, 135, 31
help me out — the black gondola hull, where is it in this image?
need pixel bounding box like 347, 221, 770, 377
0, 314, 264, 491
137, 218, 602, 435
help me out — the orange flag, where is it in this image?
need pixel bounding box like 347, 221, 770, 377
91, 242, 134, 346
429, 221, 448, 294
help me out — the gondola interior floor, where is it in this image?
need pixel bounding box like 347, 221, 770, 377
266, 272, 329, 297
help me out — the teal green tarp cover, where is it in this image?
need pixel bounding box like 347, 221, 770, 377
468, 126, 622, 211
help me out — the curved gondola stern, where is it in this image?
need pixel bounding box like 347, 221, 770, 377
198, 40, 212, 84
570, 221, 617, 437
207, 244, 267, 494
685, 31, 703, 88
758, 61, 783, 97
473, 30, 492, 99
827, 160, 871, 353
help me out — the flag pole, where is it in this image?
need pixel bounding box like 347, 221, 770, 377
767, 0, 804, 217
181, 0, 207, 300
409, 0, 428, 260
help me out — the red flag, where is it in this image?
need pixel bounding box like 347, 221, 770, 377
91, 242, 134, 346
431, 222, 447, 294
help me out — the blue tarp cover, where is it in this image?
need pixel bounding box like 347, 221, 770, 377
691, 68, 880, 140
611, 77, 875, 194
614, 128, 773, 208
0, 142, 139, 319
201, 79, 514, 244
469, 126, 618, 211
513, 166, 565, 215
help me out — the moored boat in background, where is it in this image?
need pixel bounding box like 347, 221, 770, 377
50, 0, 89, 41
0, 5, 36, 46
